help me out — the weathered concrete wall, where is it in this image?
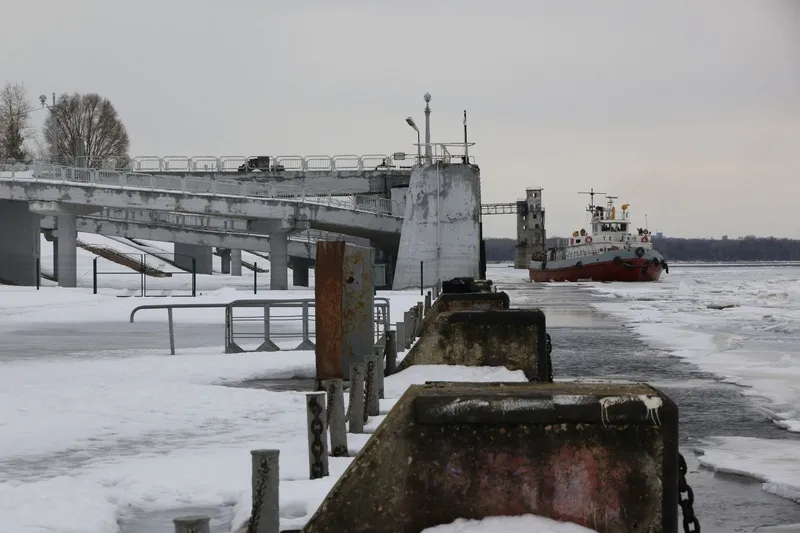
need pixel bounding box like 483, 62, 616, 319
397, 309, 549, 382
392, 164, 481, 290
0, 199, 40, 285
174, 243, 213, 274
395, 293, 510, 373
301, 382, 678, 533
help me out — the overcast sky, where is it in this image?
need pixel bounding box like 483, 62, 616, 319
2, 0, 798, 238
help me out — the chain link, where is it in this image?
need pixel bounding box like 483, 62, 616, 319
247, 457, 270, 533
678, 452, 701, 532
546, 333, 553, 383
309, 398, 326, 478
364, 360, 374, 424
325, 382, 335, 427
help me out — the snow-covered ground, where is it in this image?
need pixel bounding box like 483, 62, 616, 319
0, 265, 469, 533
580, 263, 800, 504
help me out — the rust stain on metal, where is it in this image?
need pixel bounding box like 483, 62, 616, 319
315, 241, 346, 379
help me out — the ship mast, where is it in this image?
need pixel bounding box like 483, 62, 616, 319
578, 188, 607, 213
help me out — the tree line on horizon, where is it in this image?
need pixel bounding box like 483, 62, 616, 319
0, 82, 129, 166
486, 236, 800, 262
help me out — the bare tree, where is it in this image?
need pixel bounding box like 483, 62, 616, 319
0, 82, 33, 162
44, 92, 130, 168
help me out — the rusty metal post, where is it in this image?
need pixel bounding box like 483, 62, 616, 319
403, 311, 411, 342
341, 244, 374, 377
425, 292, 432, 314
385, 330, 398, 376
306, 392, 329, 479
348, 363, 365, 433
315, 242, 345, 380
322, 379, 348, 457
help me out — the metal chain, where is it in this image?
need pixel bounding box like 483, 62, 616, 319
363, 360, 374, 424
344, 380, 355, 422
325, 383, 335, 427
678, 452, 701, 532
546, 333, 553, 383
309, 398, 325, 478
247, 457, 270, 533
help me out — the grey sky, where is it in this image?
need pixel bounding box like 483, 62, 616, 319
2, 0, 798, 238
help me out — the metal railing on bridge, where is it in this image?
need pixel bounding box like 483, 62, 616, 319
0, 163, 402, 217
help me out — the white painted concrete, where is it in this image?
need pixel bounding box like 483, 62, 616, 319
392, 164, 481, 290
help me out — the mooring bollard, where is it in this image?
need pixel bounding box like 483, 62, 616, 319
250, 449, 279, 533
384, 330, 398, 376
348, 363, 366, 433
306, 392, 329, 479
396, 322, 407, 351
365, 355, 380, 417
373, 346, 385, 400
321, 379, 348, 457
173, 515, 210, 533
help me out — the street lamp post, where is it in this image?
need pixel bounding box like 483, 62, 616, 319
424, 93, 432, 163
405, 117, 421, 162
39, 92, 59, 165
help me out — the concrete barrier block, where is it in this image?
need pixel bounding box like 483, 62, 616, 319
301, 381, 678, 533
396, 309, 548, 382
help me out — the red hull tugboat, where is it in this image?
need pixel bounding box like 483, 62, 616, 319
529, 190, 669, 283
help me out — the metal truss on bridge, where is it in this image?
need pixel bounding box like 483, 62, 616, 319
481, 203, 519, 215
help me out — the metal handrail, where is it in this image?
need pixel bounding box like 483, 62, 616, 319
0, 163, 403, 218
129, 297, 391, 355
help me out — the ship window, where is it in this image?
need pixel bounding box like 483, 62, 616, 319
534, 224, 540, 228
522, 224, 527, 230
532, 213, 537, 219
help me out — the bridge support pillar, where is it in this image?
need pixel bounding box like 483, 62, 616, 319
0, 200, 40, 286
270, 231, 289, 290
290, 258, 311, 287
230, 249, 242, 277
52, 236, 58, 280
56, 214, 77, 288
220, 249, 231, 274
175, 243, 213, 275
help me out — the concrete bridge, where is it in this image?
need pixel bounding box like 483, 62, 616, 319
1, 143, 483, 291
0, 163, 402, 289
38, 210, 365, 285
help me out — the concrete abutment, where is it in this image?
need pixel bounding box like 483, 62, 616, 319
174, 243, 213, 275
0, 199, 41, 286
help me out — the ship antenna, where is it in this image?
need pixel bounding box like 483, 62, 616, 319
578, 188, 607, 212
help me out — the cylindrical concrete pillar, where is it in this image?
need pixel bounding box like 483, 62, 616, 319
250, 449, 280, 533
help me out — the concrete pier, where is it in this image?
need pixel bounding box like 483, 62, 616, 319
175, 243, 213, 275
0, 200, 40, 286
270, 232, 289, 290
220, 249, 231, 274
56, 214, 77, 288
231, 249, 242, 276
291, 258, 312, 287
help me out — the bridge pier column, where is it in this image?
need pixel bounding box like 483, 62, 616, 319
290, 258, 311, 287
175, 243, 213, 275
56, 214, 77, 288
220, 249, 231, 274
0, 200, 40, 286
230, 249, 242, 276
270, 231, 289, 290
52, 236, 59, 280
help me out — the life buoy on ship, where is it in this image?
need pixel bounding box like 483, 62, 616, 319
641, 236, 649, 243
585, 236, 593, 244
575, 261, 583, 268
635, 247, 645, 258
613, 256, 623, 265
